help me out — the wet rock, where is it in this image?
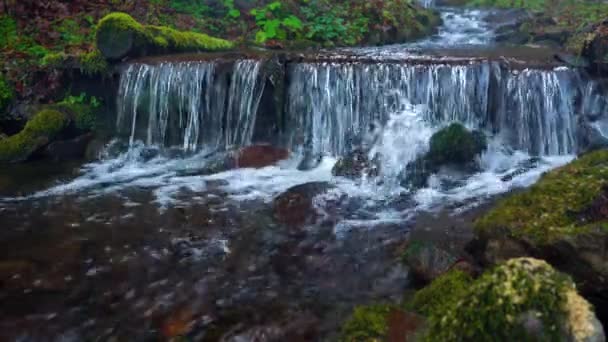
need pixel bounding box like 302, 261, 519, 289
41, 133, 94, 162
554, 52, 590, 68
402, 240, 460, 283
332, 148, 380, 179
234, 144, 289, 169
501, 157, 541, 182
578, 119, 608, 153
273, 182, 334, 227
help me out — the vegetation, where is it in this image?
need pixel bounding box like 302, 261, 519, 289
56, 92, 101, 131
96, 12, 233, 60
476, 149, 608, 243
0, 109, 67, 163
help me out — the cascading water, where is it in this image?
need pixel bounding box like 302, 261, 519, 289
287, 62, 604, 158
23, 57, 606, 211
116, 59, 265, 151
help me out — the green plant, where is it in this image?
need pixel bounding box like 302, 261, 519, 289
250, 2, 303, 43
0, 15, 18, 48
59, 92, 102, 131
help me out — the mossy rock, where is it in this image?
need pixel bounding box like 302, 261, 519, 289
473, 149, 608, 303
428, 123, 487, 167
96, 12, 234, 60
0, 109, 68, 163
423, 258, 605, 342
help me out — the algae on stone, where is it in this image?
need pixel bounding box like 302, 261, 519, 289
96, 12, 234, 60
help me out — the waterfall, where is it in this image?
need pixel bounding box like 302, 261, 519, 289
116, 60, 265, 151
286, 62, 603, 157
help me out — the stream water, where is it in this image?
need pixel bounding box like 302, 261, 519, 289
1, 6, 607, 341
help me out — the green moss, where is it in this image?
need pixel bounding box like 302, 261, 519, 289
0, 109, 67, 163
0, 75, 13, 115
96, 12, 233, 59
339, 304, 393, 342
409, 270, 473, 317
40, 52, 68, 68
145, 25, 234, 51
78, 50, 109, 76
428, 123, 487, 166
424, 258, 574, 341
475, 149, 608, 243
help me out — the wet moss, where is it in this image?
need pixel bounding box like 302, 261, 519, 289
424, 258, 576, 341
0, 109, 67, 163
339, 304, 393, 341
475, 149, 608, 243
96, 12, 233, 60
409, 270, 473, 317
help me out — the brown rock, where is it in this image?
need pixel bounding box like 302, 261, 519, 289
235, 145, 289, 169
387, 309, 425, 342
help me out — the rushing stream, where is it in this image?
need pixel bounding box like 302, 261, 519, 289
1, 6, 607, 341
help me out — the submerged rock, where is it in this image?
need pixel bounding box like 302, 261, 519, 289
472, 149, 608, 314
273, 182, 334, 227
332, 148, 380, 179
402, 240, 460, 283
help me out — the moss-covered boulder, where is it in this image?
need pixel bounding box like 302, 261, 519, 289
96, 13, 234, 60
423, 258, 605, 342
401, 123, 486, 189
0, 109, 68, 163
472, 149, 608, 303
428, 123, 487, 167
